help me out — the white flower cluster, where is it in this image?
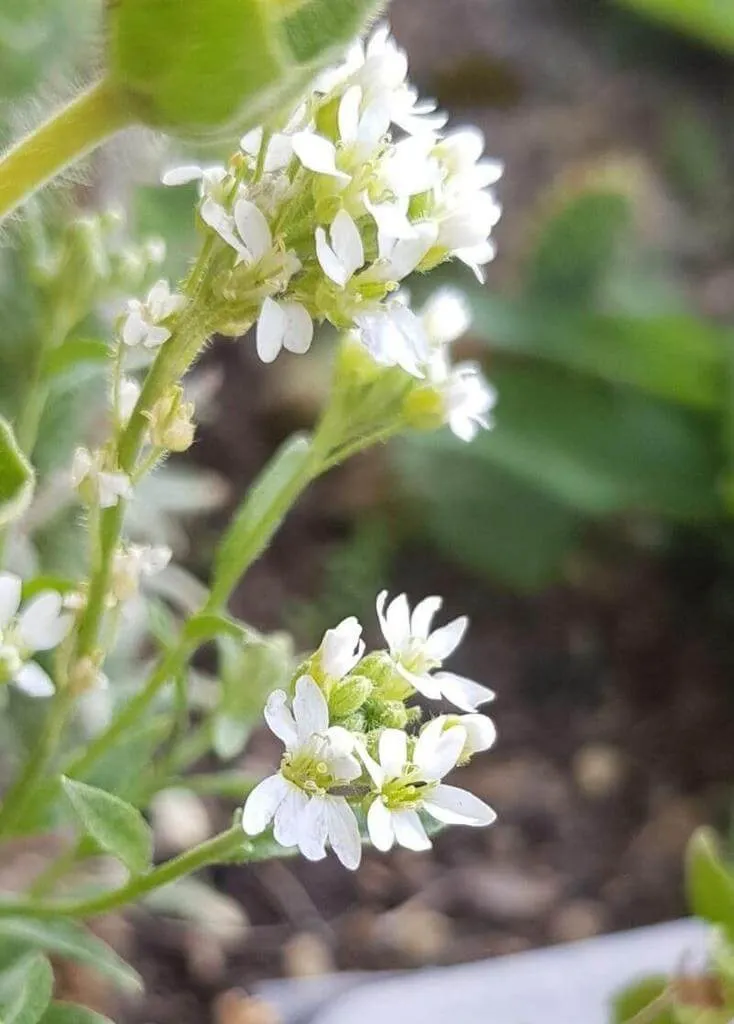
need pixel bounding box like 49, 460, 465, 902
0, 574, 72, 698
163, 23, 500, 443
243, 592, 496, 869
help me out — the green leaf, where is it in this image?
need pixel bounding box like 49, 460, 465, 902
43, 339, 109, 380
0, 954, 53, 1024
61, 777, 153, 876
526, 191, 632, 306
611, 976, 674, 1023
616, 0, 734, 54
479, 365, 720, 518
210, 433, 314, 607
40, 1003, 114, 1024
82, 715, 170, 801
184, 612, 256, 646
395, 434, 579, 589
686, 828, 734, 939
0, 920, 141, 994
0, 415, 34, 526
467, 291, 726, 412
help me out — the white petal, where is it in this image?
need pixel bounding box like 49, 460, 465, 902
395, 664, 444, 701
142, 325, 171, 349
121, 308, 147, 348
330, 210, 364, 278
378, 728, 407, 780
161, 165, 203, 186
414, 725, 464, 781
355, 739, 385, 789
297, 796, 328, 861
0, 573, 22, 629
18, 592, 72, 652
292, 132, 350, 180
273, 783, 309, 847
315, 227, 349, 287
393, 809, 431, 851
421, 288, 472, 346
321, 616, 363, 679
380, 223, 437, 281
423, 784, 496, 827
13, 661, 55, 698
410, 596, 442, 641
358, 99, 391, 146
384, 593, 411, 652
200, 199, 243, 253
293, 675, 329, 739
264, 688, 298, 746
240, 128, 263, 157
234, 199, 272, 261
256, 297, 286, 364
364, 194, 416, 240
325, 797, 362, 870
282, 302, 314, 355
338, 85, 363, 144
424, 615, 468, 661
242, 774, 289, 835
433, 671, 495, 712
367, 798, 395, 852
461, 714, 497, 754
97, 472, 132, 509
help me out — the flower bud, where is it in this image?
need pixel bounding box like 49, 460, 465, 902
328, 674, 372, 719
402, 384, 445, 431
106, 0, 385, 142
147, 386, 195, 452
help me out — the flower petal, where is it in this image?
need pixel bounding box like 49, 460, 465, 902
338, 85, 363, 144
264, 689, 297, 746
433, 671, 495, 712
297, 795, 328, 861
355, 739, 385, 789
234, 199, 272, 262
18, 592, 72, 652
461, 713, 497, 754
367, 797, 394, 852
378, 728, 407, 780
281, 302, 314, 355
424, 615, 468, 662
273, 783, 309, 847
378, 591, 410, 652
256, 297, 286, 363
315, 227, 349, 287
0, 573, 22, 629
393, 809, 431, 851
414, 724, 465, 781
292, 132, 350, 180
325, 796, 362, 870
293, 675, 329, 739
410, 595, 442, 641
330, 210, 364, 279
13, 661, 55, 698
423, 784, 496, 827
161, 165, 203, 186
242, 773, 289, 835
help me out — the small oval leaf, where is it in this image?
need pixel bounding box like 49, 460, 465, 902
61, 776, 153, 876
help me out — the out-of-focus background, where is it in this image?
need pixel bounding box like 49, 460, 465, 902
3, 0, 734, 1020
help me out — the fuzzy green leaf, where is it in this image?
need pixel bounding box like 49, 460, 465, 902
0, 415, 34, 526
686, 828, 734, 940
0, 954, 53, 1024
61, 777, 153, 876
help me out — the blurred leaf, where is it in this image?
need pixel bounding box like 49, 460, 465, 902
0, 953, 53, 1024
43, 339, 109, 380
395, 434, 580, 589
61, 777, 153, 875
0, 920, 141, 993
611, 976, 674, 1023
466, 292, 726, 411
133, 184, 198, 280
687, 828, 734, 940
0, 415, 34, 526
40, 1003, 114, 1024
82, 716, 170, 801
616, 0, 734, 54
526, 191, 632, 306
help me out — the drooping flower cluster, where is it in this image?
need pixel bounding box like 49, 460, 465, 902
242, 592, 496, 869
162, 22, 500, 442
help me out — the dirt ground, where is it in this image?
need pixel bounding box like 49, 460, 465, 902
75, 1, 734, 1020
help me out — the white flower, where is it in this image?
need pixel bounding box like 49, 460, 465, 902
440, 362, 497, 442
318, 616, 365, 680
360, 725, 496, 852
355, 302, 429, 378
255, 297, 313, 364
122, 280, 187, 349
201, 196, 273, 266
376, 591, 494, 712
315, 210, 365, 288
71, 448, 132, 510
425, 712, 497, 759
337, 85, 391, 161
420, 288, 472, 348
242, 676, 362, 870
435, 129, 503, 190
111, 543, 172, 603
117, 377, 141, 425
379, 135, 441, 198
240, 128, 294, 172
162, 164, 229, 200
292, 131, 351, 181
363, 193, 416, 240
375, 221, 438, 282
0, 574, 73, 698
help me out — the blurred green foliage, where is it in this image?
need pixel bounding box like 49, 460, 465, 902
615, 0, 734, 54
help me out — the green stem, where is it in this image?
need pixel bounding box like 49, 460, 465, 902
0, 827, 247, 920
0, 79, 134, 222
0, 688, 74, 836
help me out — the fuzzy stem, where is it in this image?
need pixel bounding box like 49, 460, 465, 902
0, 80, 134, 222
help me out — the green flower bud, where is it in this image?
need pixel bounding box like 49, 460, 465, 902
147, 386, 196, 452
328, 674, 372, 719
107, 0, 385, 142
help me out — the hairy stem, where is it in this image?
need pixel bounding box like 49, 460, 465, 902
0, 80, 134, 222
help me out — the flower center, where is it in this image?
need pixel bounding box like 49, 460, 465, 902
280, 739, 336, 795
381, 771, 435, 812
0, 641, 23, 683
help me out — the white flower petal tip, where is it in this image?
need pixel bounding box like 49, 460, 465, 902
292, 132, 350, 181
256, 298, 313, 363
320, 616, 365, 679
315, 210, 365, 288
